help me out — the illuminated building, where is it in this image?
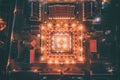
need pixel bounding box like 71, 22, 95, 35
1, 0, 118, 80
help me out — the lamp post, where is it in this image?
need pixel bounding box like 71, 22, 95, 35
6, 0, 18, 74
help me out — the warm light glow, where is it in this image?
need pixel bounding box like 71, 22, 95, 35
102, 0, 110, 4
33, 69, 38, 72
48, 60, 53, 64
78, 25, 83, 30
41, 35, 45, 40
12, 69, 16, 72
79, 56, 84, 62
57, 69, 61, 72
41, 47, 45, 52
71, 60, 75, 64
52, 33, 71, 53
40, 57, 45, 61
71, 23, 77, 27
56, 37, 61, 42
79, 36, 83, 40
0, 18, 3, 21
47, 23, 53, 27
108, 69, 113, 73
80, 47, 83, 52
78, 47, 83, 52
64, 23, 69, 27
55, 60, 59, 64
56, 23, 60, 27
14, 7, 17, 13
37, 34, 40, 37
11, 34, 14, 41
63, 44, 67, 48
41, 25, 45, 30
65, 60, 69, 64
63, 38, 67, 42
